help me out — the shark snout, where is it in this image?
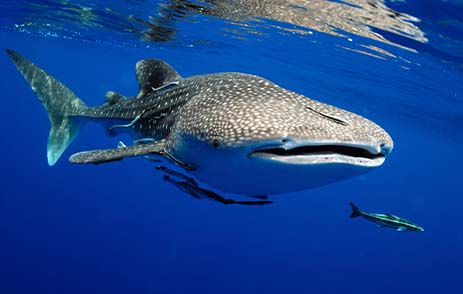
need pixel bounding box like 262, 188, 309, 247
379, 141, 393, 156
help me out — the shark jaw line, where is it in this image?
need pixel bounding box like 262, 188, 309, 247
248, 142, 386, 167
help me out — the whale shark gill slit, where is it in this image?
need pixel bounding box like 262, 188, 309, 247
305, 105, 348, 126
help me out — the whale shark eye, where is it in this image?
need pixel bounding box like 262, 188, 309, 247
212, 139, 220, 148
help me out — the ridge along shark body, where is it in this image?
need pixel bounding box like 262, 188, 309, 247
7, 49, 393, 205
349, 203, 424, 232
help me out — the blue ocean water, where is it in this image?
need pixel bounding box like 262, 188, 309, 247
0, 0, 462, 293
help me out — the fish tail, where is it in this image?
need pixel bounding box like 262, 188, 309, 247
6, 49, 88, 166
349, 202, 362, 218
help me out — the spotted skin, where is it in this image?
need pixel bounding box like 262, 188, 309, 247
7, 49, 394, 197
69, 140, 167, 164
79, 71, 391, 156
167, 73, 391, 150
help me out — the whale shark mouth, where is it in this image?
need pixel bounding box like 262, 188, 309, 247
249, 144, 386, 166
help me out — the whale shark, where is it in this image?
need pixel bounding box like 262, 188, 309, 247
7, 49, 393, 205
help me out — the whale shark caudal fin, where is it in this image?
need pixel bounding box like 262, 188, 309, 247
6, 49, 88, 166
349, 202, 362, 218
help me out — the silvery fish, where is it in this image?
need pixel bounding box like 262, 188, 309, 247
349, 202, 424, 232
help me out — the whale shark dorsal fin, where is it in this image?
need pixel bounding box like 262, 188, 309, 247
135, 59, 181, 98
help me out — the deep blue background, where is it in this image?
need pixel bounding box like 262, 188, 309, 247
0, 1, 462, 293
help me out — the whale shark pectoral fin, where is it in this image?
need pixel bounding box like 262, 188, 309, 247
116, 140, 161, 162
69, 140, 166, 164
134, 138, 156, 145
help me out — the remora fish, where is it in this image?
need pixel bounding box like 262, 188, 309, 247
7, 49, 393, 204
349, 203, 424, 232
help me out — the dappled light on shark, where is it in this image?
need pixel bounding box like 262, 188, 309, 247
7, 48, 392, 204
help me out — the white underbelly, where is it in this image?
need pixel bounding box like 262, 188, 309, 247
189, 150, 372, 195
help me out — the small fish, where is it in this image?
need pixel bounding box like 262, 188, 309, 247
349, 202, 424, 232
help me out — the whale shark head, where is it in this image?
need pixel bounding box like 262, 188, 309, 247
167, 73, 393, 195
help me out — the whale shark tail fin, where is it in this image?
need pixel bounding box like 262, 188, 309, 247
6, 49, 88, 166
